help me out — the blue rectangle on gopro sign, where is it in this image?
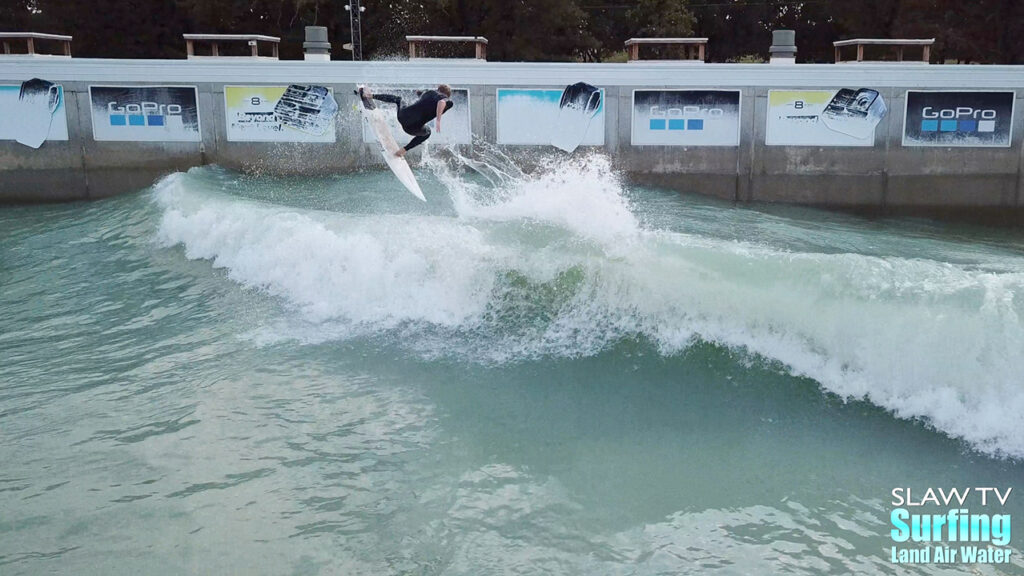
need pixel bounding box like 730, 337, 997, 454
921, 119, 939, 132
940, 120, 958, 132
959, 120, 977, 132
649, 119, 667, 130
668, 119, 686, 130
109, 115, 127, 126
687, 119, 704, 131
146, 115, 165, 126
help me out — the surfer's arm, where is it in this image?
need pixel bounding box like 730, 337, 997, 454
435, 100, 446, 132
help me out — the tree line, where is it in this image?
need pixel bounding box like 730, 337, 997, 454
2, 0, 1022, 64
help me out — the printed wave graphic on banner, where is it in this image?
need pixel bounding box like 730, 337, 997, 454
225, 85, 337, 142
360, 87, 471, 146
903, 91, 1015, 147
631, 90, 741, 146
496, 88, 605, 146
89, 86, 201, 142
0, 79, 69, 148
767, 89, 887, 146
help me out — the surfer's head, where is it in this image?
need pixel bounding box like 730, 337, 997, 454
438, 84, 452, 98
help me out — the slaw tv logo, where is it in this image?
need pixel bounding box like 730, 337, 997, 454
904, 91, 1014, 147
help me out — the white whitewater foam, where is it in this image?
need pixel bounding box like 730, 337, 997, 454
153, 161, 1024, 459
429, 152, 639, 245
154, 172, 500, 327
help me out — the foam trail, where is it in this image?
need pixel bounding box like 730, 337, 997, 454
425, 147, 638, 244
153, 162, 1024, 459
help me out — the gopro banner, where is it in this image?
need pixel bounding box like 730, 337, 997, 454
903, 91, 1015, 147
0, 79, 69, 148
631, 90, 740, 146
497, 88, 604, 146
90, 86, 201, 142
225, 85, 337, 142
767, 89, 887, 146
362, 88, 471, 146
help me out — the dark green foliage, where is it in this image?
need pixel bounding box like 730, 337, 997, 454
0, 0, 1021, 63
0, 0, 39, 31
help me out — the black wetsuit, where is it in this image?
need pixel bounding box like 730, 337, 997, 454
373, 90, 453, 151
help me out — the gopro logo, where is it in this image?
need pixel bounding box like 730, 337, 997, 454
920, 106, 997, 133
107, 101, 183, 127
648, 105, 724, 131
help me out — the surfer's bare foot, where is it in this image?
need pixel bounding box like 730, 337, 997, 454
395, 148, 406, 158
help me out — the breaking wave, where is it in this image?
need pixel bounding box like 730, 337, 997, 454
153, 155, 1024, 459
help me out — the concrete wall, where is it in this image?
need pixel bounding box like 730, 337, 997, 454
2, 57, 1024, 220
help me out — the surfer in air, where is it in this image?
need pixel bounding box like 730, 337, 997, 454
357, 85, 453, 157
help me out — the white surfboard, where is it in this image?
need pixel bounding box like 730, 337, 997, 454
357, 88, 426, 202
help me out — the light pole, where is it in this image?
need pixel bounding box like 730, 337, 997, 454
345, 0, 364, 60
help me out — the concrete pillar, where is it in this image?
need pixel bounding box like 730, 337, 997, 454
769, 30, 797, 64
303, 26, 331, 61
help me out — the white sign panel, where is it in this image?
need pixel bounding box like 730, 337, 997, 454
225, 85, 337, 142
0, 80, 69, 148
497, 88, 605, 146
766, 89, 887, 147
